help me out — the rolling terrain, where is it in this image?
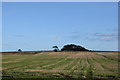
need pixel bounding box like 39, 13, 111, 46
2, 51, 119, 80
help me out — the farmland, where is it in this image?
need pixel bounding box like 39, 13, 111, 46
2, 51, 119, 80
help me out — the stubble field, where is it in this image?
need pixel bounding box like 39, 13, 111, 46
2, 51, 119, 80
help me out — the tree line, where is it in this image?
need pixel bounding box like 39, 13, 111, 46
53, 44, 89, 52
18, 44, 89, 52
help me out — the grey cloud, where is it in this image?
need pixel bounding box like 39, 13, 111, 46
99, 36, 118, 41
94, 33, 118, 41
94, 33, 117, 37
69, 30, 118, 41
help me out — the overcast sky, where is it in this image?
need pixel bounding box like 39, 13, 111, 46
2, 2, 118, 51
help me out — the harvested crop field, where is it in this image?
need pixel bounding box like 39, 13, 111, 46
2, 51, 119, 80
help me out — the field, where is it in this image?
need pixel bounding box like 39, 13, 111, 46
2, 51, 119, 80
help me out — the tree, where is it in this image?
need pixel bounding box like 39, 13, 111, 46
52, 46, 59, 52
18, 49, 22, 51
61, 44, 88, 51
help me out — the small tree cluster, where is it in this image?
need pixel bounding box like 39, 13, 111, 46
18, 49, 22, 51
61, 44, 88, 51
52, 46, 59, 52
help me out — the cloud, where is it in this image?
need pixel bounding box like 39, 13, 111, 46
94, 33, 118, 41
99, 36, 117, 41
69, 29, 118, 41
96, 28, 118, 41
69, 32, 118, 41
94, 33, 116, 37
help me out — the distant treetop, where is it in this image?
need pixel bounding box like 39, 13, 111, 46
52, 46, 59, 52
61, 44, 88, 51
52, 46, 58, 48
18, 49, 22, 51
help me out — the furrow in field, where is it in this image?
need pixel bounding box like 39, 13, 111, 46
2, 57, 28, 62
2, 55, 30, 61
2, 55, 48, 70
95, 52, 118, 70
91, 52, 118, 75
52, 59, 77, 70
74, 58, 83, 72
64, 58, 82, 78
83, 52, 94, 78
63, 58, 80, 70
12, 57, 67, 71
90, 53, 105, 71
25, 69, 83, 73
42, 53, 82, 71
72, 53, 90, 78
95, 52, 118, 62
36, 57, 68, 69
6, 54, 68, 71
96, 52, 118, 61
41, 58, 74, 70
2, 61, 20, 63
2, 51, 118, 79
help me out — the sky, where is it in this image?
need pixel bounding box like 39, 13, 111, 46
1, 0, 119, 2
2, 2, 118, 51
